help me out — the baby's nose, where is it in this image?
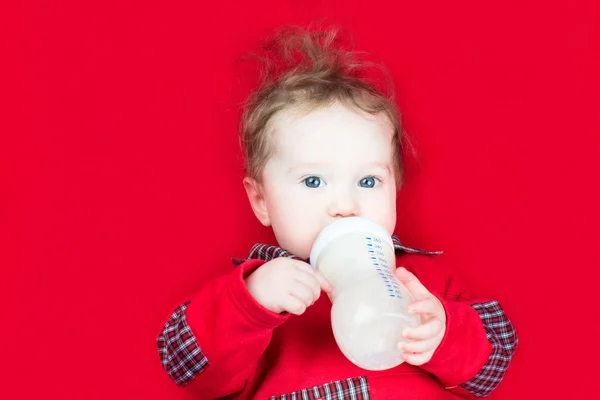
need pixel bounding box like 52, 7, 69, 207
327, 193, 359, 218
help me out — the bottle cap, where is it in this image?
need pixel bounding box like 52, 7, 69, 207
309, 217, 394, 268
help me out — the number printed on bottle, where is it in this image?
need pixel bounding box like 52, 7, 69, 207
365, 236, 403, 299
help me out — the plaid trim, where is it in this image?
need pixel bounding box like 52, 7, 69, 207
459, 300, 518, 397
248, 243, 304, 263
270, 376, 370, 400
391, 235, 443, 256
157, 302, 209, 386
234, 235, 441, 265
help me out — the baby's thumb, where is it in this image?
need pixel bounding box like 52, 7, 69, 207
315, 271, 334, 293
396, 266, 430, 300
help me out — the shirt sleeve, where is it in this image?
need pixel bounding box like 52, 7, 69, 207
156, 259, 289, 398
398, 254, 518, 398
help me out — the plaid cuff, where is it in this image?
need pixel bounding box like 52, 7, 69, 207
157, 302, 209, 386
270, 376, 370, 400
459, 300, 518, 397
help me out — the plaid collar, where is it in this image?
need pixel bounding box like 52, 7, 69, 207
232, 235, 442, 266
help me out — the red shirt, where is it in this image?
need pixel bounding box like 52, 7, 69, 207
157, 241, 517, 399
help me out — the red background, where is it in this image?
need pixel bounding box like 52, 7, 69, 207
1, 1, 599, 398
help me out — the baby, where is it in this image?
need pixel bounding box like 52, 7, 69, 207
157, 24, 517, 399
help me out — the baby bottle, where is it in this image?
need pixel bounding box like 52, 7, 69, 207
309, 217, 420, 371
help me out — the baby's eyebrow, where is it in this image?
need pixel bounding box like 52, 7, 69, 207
287, 162, 392, 175
287, 162, 328, 174
356, 162, 392, 176
364, 162, 392, 174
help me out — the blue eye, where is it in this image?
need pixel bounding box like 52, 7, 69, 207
303, 176, 323, 188
359, 176, 378, 188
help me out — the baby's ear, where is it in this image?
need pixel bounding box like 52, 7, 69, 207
243, 177, 271, 227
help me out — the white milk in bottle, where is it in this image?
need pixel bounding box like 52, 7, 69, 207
310, 217, 420, 370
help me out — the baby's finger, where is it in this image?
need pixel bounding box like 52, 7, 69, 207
395, 267, 431, 300
398, 337, 439, 354
290, 282, 317, 306
292, 269, 322, 301
314, 270, 333, 293
401, 351, 431, 366
408, 297, 443, 317
281, 296, 307, 316
402, 319, 444, 341
295, 262, 333, 293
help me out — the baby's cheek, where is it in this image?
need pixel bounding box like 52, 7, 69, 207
296, 227, 320, 259
297, 220, 319, 257
377, 194, 397, 232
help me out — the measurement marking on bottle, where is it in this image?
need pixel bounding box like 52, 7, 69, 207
365, 237, 402, 299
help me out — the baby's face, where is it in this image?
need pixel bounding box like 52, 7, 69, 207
255, 102, 397, 259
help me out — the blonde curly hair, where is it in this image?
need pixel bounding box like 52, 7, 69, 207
239, 22, 409, 186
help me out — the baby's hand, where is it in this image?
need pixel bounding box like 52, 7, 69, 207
245, 258, 333, 315
395, 267, 447, 366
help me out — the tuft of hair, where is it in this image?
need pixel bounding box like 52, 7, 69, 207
239, 21, 411, 186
